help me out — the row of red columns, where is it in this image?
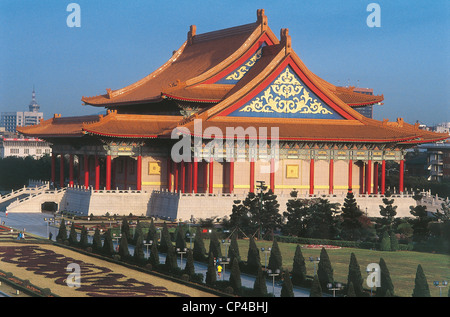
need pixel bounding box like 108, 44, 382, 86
165, 157, 405, 195
51, 153, 142, 191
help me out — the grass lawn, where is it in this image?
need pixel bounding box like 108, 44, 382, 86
213, 238, 450, 297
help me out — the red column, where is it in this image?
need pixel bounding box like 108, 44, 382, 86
203, 161, 208, 193
51, 153, 56, 187
381, 160, 386, 195
329, 159, 334, 194
181, 161, 186, 193
94, 155, 100, 191
193, 158, 198, 193
188, 161, 192, 193
359, 163, 365, 194
209, 158, 214, 194
136, 155, 142, 191
84, 155, 89, 188
309, 159, 314, 195
250, 159, 255, 193
124, 158, 128, 190
399, 159, 404, 193
229, 159, 234, 193
69, 154, 74, 187
167, 158, 172, 192
174, 162, 179, 192
112, 158, 116, 189
270, 158, 275, 192
60, 154, 64, 188
366, 160, 372, 195
106, 155, 111, 190
373, 162, 379, 194
348, 159, 353, 192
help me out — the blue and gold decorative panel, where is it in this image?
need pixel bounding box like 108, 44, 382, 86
228, 66, 344, 119
215, 43, 266, 85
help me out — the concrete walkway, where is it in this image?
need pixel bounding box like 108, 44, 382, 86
0, 212, 312, 297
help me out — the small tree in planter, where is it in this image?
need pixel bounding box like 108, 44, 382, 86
229, 258, 242, 295
291, 245, 307, 286
280, 270, 294, 297
317, 247, 333, 291
412, 264, 430, 297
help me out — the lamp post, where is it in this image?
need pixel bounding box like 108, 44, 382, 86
43, 217, 55, 240
176, 247, 187, 268
218, 257, 230, 281
222, 239, 231, 258
433, 280, 448, 297
186, 232, 195, 249
256, 180, 267, 240
327, 282, 343, 297
144, 240, 153, 258
309, 256, 320, 276
261, 247, 271, 270
267, 269, 280, 295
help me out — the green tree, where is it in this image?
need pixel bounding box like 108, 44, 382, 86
376, 258, 394, 297
379, 191, 397, 232
118, 234, 131, 260
184, 249, 195, 278
280, 270, 294, 297
148, 241, 159, 267
379, 231, 391, 251
92, 227, 102, 251
260, 189, 281, 240
283, 191, 310, 237
175, 225, 187, 251
145, 218, 157, 244
346, 282, 356, 297
208, 230, 222, 259
412, 264, 430, 297
346, 253, 364, 296
205, 252, 217, 286
102, 229, 115, 256
291, 245, 307, 286
317, 247, 334, 291
133, 233, 145, 264
229, 258, 242, 295
228, 233, 241, 265
193, 227, 207, 262
165, 243, 178, 272
267, 239, 283, 272
310, 275, 322, 297
79, 226, 89, 249
132, 220, 143, 245
409, 204, 432, 242
305, 199, 340, 239
56, 219, 68, 243
121, 217, 131, 242
247, 236, 261, 271
68, 223, 78, 245
228, 199, 251, 236
340, 190, 363, 241
159, 222, 172, 253
390, 232, 399, 251
253, 265, 268, 296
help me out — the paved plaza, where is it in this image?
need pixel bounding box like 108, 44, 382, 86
0, 211, 311, 297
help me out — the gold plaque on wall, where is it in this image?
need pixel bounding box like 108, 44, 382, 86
286, 164, 299, 178
148, 162, 161, 175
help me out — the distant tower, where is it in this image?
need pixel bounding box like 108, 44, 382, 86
29, 86, 40, 112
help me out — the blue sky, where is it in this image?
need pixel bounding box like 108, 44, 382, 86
0, 0, 448, 125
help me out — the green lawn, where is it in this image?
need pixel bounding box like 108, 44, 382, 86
215, 239, 450, 297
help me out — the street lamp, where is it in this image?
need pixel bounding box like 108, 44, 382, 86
222, 239, 231, 258
186, 232, 195, 249
176, 247, 187, 268
433, 280, 448, 297
218, 257, 230, 281
309, 256, 320, 276
261, 247, 271, 270
43, 217, 55, 240
144, 240, 153, 258
267, 269, 280, 295
327, 282, 343, 297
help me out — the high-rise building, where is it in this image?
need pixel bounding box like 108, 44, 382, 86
0, 88, 44, 132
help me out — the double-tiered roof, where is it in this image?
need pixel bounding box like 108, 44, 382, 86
18, 9, 447, 145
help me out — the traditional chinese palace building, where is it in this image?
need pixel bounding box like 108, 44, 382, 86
17, 10, 447, 218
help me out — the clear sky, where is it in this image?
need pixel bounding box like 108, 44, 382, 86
0, 0, 448, 125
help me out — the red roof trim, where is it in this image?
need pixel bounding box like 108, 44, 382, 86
162, 93, 221, 104
203, 33, 274, 85
216, 56, 357, 120
82, 129, 158, 139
